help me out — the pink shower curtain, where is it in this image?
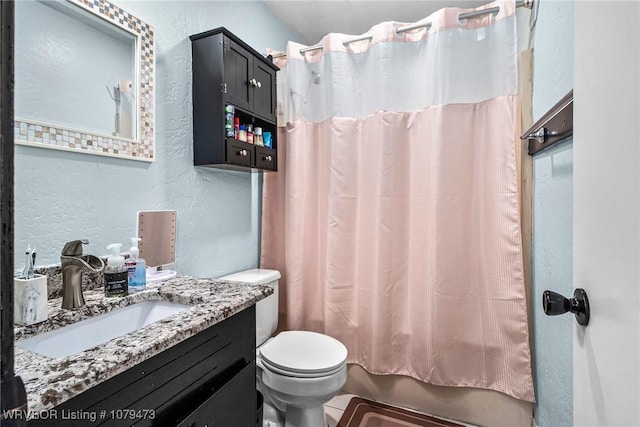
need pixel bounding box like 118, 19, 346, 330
261, 0, 534, 402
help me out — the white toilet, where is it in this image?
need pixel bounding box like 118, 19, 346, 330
220, 269, 347, 427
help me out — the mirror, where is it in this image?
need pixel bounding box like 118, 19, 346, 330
14, 0, 155, 162
138, 210, 177, 282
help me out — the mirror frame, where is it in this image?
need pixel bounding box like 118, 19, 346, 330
14, 0, 155, 162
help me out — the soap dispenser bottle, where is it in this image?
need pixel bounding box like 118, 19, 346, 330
127, 237, 146, 293
105, 243, 128, 297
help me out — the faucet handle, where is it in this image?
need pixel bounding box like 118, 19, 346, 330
61, 239, 89, 256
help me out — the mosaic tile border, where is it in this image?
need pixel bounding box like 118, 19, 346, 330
15, 0, 155, 162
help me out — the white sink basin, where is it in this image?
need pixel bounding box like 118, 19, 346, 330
17, 300, 190, 358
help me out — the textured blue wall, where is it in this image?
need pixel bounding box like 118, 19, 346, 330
14, 1, 300, 278
531, 1, 574, 426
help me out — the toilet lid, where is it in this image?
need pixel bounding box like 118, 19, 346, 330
259, 331, 347, 376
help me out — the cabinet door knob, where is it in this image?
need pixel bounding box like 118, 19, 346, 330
263, 155, 272, 161
249, 79, 257, 87
256, 81, 262, 88
238, 149, 248, 157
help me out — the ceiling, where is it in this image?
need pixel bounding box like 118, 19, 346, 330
263, 0, 488, 45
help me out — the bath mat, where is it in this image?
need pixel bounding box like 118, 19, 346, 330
336, 397, 465, 427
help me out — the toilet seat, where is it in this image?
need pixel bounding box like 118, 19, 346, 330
259, 331, 348, 378
260, 356, 346, 378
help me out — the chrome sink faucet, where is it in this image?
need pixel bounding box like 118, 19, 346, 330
61, 239, 105, 309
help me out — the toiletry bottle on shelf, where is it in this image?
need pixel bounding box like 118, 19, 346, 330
247, 124, 254, 144
224, 105, 235, 137
238, 124, 247, 142
234, 117, 240, 139
255, 127, 263, 146
105, 243, 128, 297
128, 237, 146, 293
263, 131, 272, 148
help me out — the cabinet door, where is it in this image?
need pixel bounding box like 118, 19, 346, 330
176, 362, 256, 427
223, 37, 252, 111
252, 61, 277, 121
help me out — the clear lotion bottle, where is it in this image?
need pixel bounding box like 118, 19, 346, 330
105, 243, 128, 297
128, 237, 146, 293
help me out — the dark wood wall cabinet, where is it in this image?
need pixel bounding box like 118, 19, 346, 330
28, 307, 257, 427
190, 27, 278, 172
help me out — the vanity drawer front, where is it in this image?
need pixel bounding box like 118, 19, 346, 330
126, 340, 251, 424
175, 362, 256, 427
225, 139, 253, 167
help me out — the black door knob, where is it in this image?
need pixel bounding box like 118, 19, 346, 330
542, 288, 590, 326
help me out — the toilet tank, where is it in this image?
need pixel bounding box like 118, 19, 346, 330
219, 268, 280, 347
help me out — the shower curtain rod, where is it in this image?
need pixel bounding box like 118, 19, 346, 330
271, 0, 533, 58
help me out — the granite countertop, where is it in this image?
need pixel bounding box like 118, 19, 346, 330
14, 277, 273, 414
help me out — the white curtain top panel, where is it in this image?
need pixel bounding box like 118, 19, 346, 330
276, 2, 517, 123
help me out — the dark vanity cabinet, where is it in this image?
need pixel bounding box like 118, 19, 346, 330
190, 27, 278, 172
28, 307, 257, 427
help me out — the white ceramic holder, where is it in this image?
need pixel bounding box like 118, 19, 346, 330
146, 266, 177, 283
14, 274, 48, 326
